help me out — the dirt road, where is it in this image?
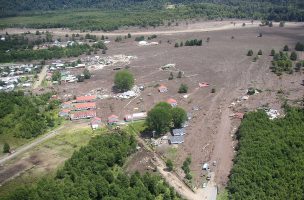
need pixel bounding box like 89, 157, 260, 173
33, 65, 47, 89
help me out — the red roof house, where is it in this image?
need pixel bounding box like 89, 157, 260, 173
167, 98, 177, 107
76, 95, 96, 103
158, 84, 168, 93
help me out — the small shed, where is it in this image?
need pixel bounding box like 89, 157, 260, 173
169, 135, 184, 144
172, 128, 185, 136
108, 114, 119, 124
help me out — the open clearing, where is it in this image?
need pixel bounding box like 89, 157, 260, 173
1, 21, 304, 199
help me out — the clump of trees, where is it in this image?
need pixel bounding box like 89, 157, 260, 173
295, 42, 304, 51
0, 92, 59, 138
182, 157, 192, 181
135, 36, 145, 41
146, 102, 187, 135
271, 51, 293, 75
6, 131, 182, 199
114, 70, 134, 92
185, 39, 202, 46
228, 108, 304, 200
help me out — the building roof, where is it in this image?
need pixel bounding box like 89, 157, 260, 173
74, 102, 96, 109
108, 114, 118, 119
61, 109, 71, 113
158, 84, 167, 90
71, 110, 96, 119
91, 117, 102, 124
167, 98, 177, 104
108, 114, 119, 123
172, 128, 185, 136
169, 135, 184, 144
76, 95, 96, 102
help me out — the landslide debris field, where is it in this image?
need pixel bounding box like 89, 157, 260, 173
1, 21, 304, 192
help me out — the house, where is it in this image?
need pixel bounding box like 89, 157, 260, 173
158, 84, 168, 93
73, 102, 96, 111
91, 117, 102, 129
76, 95, 96, 103
108, 114, 119, 124
169, 135, 184, 144
167, 98, 177, 107
59, 109, 70, 118
70, 110, 96, 120
172, 128, 186, 136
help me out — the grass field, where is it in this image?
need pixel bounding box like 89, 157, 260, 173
0, 124, 104, 198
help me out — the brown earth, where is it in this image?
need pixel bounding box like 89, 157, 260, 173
2, 22, 304, 194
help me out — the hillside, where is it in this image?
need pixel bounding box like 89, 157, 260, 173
0, 0, 303, 20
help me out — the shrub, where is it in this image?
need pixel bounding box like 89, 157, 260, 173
178, 84, 188, 93
290, 51, 298, 61
177, 71, 182, 78
270, 49, 275, 56
211, 88, 216, 93
295, 42, 304, 51
3, 142, 10, 153
168, 72, 174, 80
174, 43, 179, 48
258, 50, 263, 55
166, 159, 173, 171
283, 45, 289, 51
247, 50, 253, 56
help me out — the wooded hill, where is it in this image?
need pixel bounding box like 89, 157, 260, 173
228, 108, 304, 199
0, 0, 303, 21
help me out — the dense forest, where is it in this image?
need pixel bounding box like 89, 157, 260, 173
0, 0, 303, 31
0, 34, 107, 62
228, 108, 304, 199
0, 91, 60, 138
5, 131, 182, 200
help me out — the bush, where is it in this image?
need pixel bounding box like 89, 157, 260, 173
290, 51, 298, 61
83, 69, 91, 79
3, 142, 10, 153
283, 45, 289, 51
270, 49, 275, 56
127, 33, 131, 38
177, 71, 182, 78
258, 50, 263, 55
114, 70, 134, 92
211, 88, 216, 93
166, 159, 173, 171
174, 43, 179, 48
247, 50, 253, 56
178, 84, 188, 93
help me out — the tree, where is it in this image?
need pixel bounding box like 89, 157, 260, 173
180, 41, 183, 47
174, 43, 179, 48
77, 74, 85, 82
270, 49, 275, 56
168, 72, 174, 80
279, 21, 285, 27
258, 50, 262, 55
127, 33, 131, 38
178, 84, 188, 93
177, 71, 182, 78
295, 42, 304, 51
166, 159, 173, 171
290, 51, 298, 61
171, 107, 187, 128
3, 142, 10, 153
114, 70, 134, 92
283, 45, 289, 51
146, 106, 172, 135
211, 88, 216, 93
83, 69, 91, 79
247, 50, 253, 56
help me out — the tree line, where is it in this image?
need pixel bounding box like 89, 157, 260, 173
1, 1, 303, 31
4, 131, 182, 200
228, 108, 304, 199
